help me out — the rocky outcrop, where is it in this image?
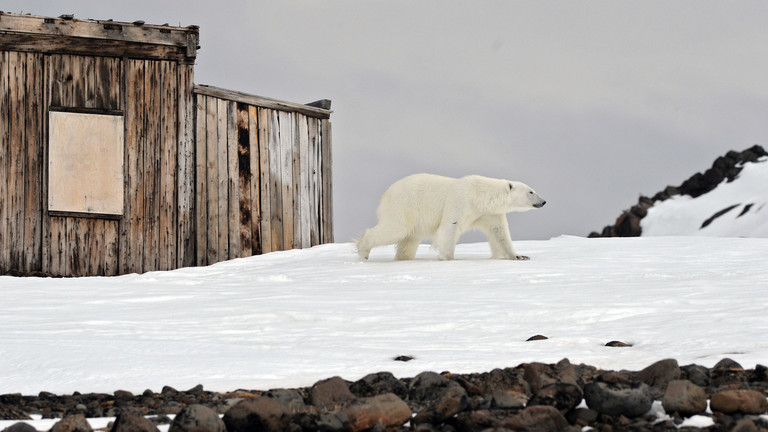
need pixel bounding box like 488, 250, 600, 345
2, 358, 768, 431
590, 144, 768, 237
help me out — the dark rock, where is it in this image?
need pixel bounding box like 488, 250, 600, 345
393, 355, 414, 362
584, 373, 653, 417
710, 389, 768, 415
349, 372, 408, 399
661, 380, 708, 417
732, 418, 759, 432
528, 382, 583, 415
489, 389, 527, 409
113, 390, 133, 399
50, 413, 93, 432
342, 393, 411, 432
186, 385, 205, 396
714, 358, 743, 370
161, 386, 179, 396
266, 389, 305, 412
566, 407, 598, 427
605, 341, 632, 347
503, 405, 570, 432
526, 334, 548, 341
309, 377, 356, 410
169, 404, 226, 432
0, 403, 31, 420
409, 372, 468, 426
637, 358, 681, 397
223, 397, 290, 432
110, 410, 160, 432
1, 422, 38, 432
681, 364, 710, 387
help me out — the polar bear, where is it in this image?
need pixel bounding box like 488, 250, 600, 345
357, 174, 546, 261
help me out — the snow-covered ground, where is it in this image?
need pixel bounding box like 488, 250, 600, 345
642, 158, 768, 237
2, 236, 767, 398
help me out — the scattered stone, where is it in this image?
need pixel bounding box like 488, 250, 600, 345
393, 355, 414, 362
349, 372, 408, 399
528, 382, 584, 415
109, 410, 159, 432
637, 358, 681, 397
489, 389, 527, 409
168, 404, 225, 432
113, 391, 133, 399
50, 413, 93, 432
409, 372, 468, 426
661, 380, 708, 417
265, 389, 305, 412
1, 422, 38, 432
503, 405, 571, 432
0, 403, 31, 420
342, 393, 411, 432
223, 397, 290, 432
584, 373, 654, 417
605, 341, 632, 347
710, 389, 768, 415
309, 376, 356, 410
526, 334, 548, 341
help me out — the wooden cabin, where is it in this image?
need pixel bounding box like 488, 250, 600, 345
0, 12, 333, 277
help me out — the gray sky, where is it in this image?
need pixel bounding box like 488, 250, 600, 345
6, 1, 768, 242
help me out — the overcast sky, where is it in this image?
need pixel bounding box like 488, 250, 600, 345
6, 1, 768, 242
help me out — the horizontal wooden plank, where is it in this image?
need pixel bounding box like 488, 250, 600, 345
0, 12, 198, 53
193, 84, 332, 119
0, 33, 195, 63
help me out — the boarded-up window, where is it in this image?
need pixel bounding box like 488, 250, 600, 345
48, 110, 124, 217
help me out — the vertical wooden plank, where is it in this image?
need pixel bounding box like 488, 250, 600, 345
268, 109, 283, 251
298, 115, 311, 248
23, 52, 43, 272
279, 111, 294, 250
248, 105, 261, 255
40, 54, 51, 274
236, 102, 253, 257
48, 217, 67, 276
205, 96, 219, 265
257, 108, 273, 253
291, 114, 302, 248
0, 51, 9, 272
159, 60, 177, 271
143, 60, 161, 272
177, 64, 195, 268
87, 219, 104, 276
321, 119, 334, 243
8, 51, 25, 270
227, 101, 240, 259
194, 94, 208, 266
121, 58, 145, 275
216, 98, 229, 261
104, 220, 119, 276
308, 118, 320, 246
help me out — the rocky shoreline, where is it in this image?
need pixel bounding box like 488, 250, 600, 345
2, 357, 768, 432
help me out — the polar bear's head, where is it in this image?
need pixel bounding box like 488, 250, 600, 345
506, 181, 546, 212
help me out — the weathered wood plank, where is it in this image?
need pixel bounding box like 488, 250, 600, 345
48, 217, 67, 276
193, 85, 331, 119
8, 51, 25, 269
194, 94, 208, 266
159, 60, 177, 270
267, 109, 283, 251
205, 95, 220, 265
143, 60, 161, 272
279, 110, 294, 250
298, 115, 311, 248
257, 108, 272, 253
104, 220, 119, 276
0, 13, 198, 49
0, 51, 9, 272
321, 119, 334, 243
216, 98, 229, 260
308, 118, 320, 246
177, 64, 196, 268
236, 102, 254, 257
227, 101, 240, 259
121, 58, 146, 274
23, 52, 43, 272
248, 105, 261, 255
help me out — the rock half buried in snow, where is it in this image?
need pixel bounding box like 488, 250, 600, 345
584, 372, 653, 417
169, 404, 225, 432
661, 380, 708, 417
710, 389, 768, 415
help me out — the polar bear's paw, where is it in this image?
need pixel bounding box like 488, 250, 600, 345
511, 255, 530, 260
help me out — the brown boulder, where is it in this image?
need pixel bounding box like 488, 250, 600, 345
50, 414, 93, 432
110, 411, 159, 432
223, 397, 290, 432
661, 380, 708, 417
342, 393, 411, 432
710, 389, 768, 415
309, 376, 356, 410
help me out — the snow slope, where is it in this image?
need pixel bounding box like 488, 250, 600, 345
2, 236, 767, 397
642, 158, 768, 237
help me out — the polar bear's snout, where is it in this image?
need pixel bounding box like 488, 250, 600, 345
533, 200, 546, 208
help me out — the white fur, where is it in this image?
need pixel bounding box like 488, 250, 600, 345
357, 174, 546, 260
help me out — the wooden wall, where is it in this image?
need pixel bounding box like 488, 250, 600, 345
0, 54, 331, 277
193, 87, 333, 266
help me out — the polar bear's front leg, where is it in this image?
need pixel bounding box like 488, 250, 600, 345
475, 214, 529, 260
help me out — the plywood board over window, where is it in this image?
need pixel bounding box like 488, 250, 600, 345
48, 109, 125, 218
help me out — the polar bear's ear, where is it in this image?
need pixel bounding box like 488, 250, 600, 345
508, 183, 514, 191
